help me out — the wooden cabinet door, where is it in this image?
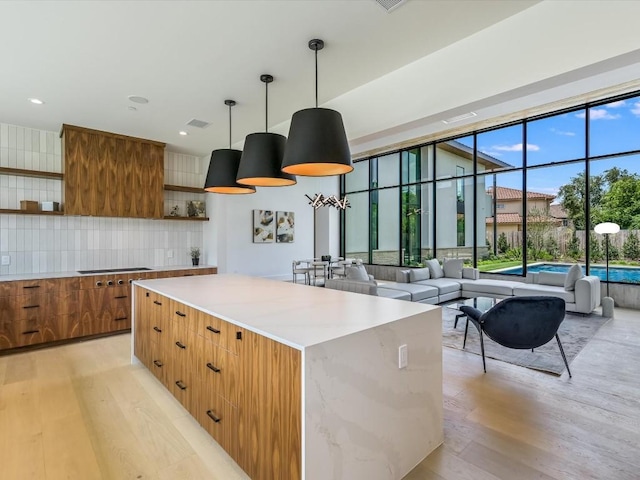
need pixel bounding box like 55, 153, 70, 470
79, 288, 110, 335
64, 127, 93, 216
95, 133, 118, 216
147, 144, 165, 219
134, 286, 152, 369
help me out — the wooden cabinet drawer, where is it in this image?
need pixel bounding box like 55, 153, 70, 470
15, 279, 56, 294
196, 387, 239, 462
0, 282, 17, 297
14, 294, 49, 320
199, 314, 243, 355
198, 336, 238, 406
14, 317, 45, 347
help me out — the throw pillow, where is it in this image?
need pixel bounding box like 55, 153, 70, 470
426, 258, 444, 279
409, 267, 430, 282
443, 258, 464, 279
396, 269, 410, 283
345, 264, 369, 282
564, 263, 584, 291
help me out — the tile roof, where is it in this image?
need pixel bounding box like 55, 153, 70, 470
487, 186, 556, 201
549, 204, 568, 219
485, 213, 522, 224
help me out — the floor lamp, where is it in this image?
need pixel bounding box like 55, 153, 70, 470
594, 222, 619, 317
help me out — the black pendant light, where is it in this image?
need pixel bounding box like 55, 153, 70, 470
204, 100, 256, 194
236, 75, 296, 187
281, 39, 353, 177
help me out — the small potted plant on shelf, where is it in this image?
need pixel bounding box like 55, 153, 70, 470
190, 247, 201, 266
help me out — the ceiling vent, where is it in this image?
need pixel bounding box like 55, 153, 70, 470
186, 118, 211, 129
442, 112, 477, 124
374, 0, 407, 13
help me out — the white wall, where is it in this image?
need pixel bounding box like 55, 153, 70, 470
0, 123, 205, 275
205, 173, 339, 281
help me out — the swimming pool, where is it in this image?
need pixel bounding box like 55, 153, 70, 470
496, 263, 640, 283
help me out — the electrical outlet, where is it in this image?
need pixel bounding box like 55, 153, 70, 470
398, 344, 408, 369
167, 250, 174, 258
1, 255, 10, 266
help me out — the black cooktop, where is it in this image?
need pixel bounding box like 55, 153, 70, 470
77, 267, 152, 274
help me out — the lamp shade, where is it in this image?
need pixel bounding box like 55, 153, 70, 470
236, 132, 296, 186
204, 149, 256, 194
281, 108, 353, 176
594, 222, 620, 235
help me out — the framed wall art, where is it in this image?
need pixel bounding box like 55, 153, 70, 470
253, 209, 275, 243
276, 211, 294, 243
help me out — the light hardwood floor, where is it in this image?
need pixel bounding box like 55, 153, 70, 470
1, 307, 639, 480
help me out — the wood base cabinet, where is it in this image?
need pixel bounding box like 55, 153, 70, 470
133, 286, 302, 480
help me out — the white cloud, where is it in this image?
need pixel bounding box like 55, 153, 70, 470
576, 109, 621, 120
550, 128, 576, 136
631, 101, 640, 117
492, 143, 540, 152
606, 100, 626, 108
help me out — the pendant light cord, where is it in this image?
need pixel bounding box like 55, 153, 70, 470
265, 81, 269, 133
228, 103, 232, 149
315, 46, 318, 108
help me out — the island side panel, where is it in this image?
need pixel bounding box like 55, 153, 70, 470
304, 308, 443, 480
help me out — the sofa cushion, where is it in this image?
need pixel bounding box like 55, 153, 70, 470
462, 267, 479, 280
377, 287, 412, 301
513, 284, 576, 303
377, 281, 439, 302
426, 259, 444, 279
443, 258, 463, 279
409, 267, 430, 282
346, 265, 369, 282
564, 263, 584, 291
396, 269, 410, 283
538, 271, 566, 287
461, 279, 521, 296
415, 278, 461, 295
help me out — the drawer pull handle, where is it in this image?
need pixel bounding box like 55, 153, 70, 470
206, 362, 221, 373
153, 360, 163, 367
96, 281, 103, 287
175, 381, 187, 391
153, 326, 162, 333
114, 317, 127, 322
206, 325, 220, 334
23, 285, 40, 289
184, 274, 194, 276
206, 410, 221, 423
153, 300, 162, 306
115, 295, 128, 299
175, 311, 186, 317
175, 341, 186, 349
22, 329, 40, 335
23, 305, 40, 309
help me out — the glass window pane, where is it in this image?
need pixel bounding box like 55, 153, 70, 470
401, 185, 423, 266
371, 188, 399, 265
345, 160, 368, 192
589, 153, 640, 284
401, 148, 420, 184
435, 176, 473, 260
526, 162, 585, 274
421, 183, 434, 262
526, 112, 586, 166
345, 192, 369, 261
477, 124, 523, 171
372, 153, 399, 189
435, 138, 474, 179
478, 170, 523, 275
589, 96, 640, 157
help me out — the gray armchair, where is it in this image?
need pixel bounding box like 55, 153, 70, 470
460, 296, 571, 377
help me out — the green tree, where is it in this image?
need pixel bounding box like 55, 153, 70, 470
606, 239, 620, 260
623, 232, 640, 260
599, 174, 640, 229
590, 233, 603, 262
545, 235, 559, 259
497, 232, 509, 254
567, 231, 582, 260
526, 207, 555, 260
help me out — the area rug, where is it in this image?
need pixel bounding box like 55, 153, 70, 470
442, 304, 610, 375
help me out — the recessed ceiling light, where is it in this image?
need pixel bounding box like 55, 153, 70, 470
179, 131, 188, 136
128, 106, 137, 111
128, 95, 149, 104
28, 98, 44, 105
442, 112, 477, 124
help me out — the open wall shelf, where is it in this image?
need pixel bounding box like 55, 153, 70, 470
164, 184, 204, 194
0, 167, 64, 180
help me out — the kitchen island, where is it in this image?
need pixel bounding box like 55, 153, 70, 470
132, 273, 443, 480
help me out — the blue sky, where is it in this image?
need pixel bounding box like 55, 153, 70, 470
457, 95, 640, 201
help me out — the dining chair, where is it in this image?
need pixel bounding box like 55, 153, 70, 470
292, 260, 312, 285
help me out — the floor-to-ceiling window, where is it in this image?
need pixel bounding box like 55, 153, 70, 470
341, 90, 640, 285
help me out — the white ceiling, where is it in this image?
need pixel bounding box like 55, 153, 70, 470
2, 0, 640, 158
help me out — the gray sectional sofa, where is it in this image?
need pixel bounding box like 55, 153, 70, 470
325, 259, 601, 314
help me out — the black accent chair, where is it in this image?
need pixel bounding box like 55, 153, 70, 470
460, 296, 572, 377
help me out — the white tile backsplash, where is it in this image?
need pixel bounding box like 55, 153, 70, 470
0, 122, 206, 276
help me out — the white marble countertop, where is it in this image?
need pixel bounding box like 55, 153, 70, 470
0, 264, 216, 282
134, 273, 439, 351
